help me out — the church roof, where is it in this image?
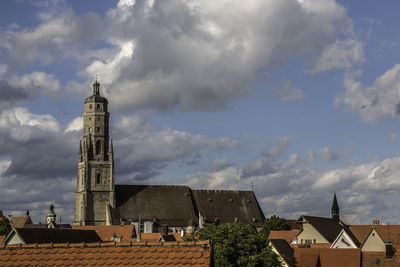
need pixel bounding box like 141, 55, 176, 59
191, 189, 265, 227
115, 185, 198, 227
115, 184, 265, 228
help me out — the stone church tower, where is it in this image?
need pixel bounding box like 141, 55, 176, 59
74, 80, 115, 225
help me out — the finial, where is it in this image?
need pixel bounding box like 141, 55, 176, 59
50, 203, 54, 213
92, 77, 100, 95
26, 210, 30, 216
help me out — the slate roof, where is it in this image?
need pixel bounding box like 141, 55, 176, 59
268, 230, 300, 243
116, 185, 198, 227
270, 239, 294, 266
73, 225, 135, 242
0, 240, 212, 266
192, 189, 265, 227
299, 215, 344, 243
6, 228, 102, 244
293, 248, 361, 267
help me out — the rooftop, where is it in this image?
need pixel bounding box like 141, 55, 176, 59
0, 240, 212, 266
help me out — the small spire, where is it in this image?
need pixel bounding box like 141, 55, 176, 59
26, 210, 29, 216
331, 192, 340, 220
50, 203, 54, 213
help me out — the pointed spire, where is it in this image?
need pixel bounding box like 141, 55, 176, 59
26, 210, 29, 216
331, 193, 340, 220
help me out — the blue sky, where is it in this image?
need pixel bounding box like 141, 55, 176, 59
1, 0, 400, 224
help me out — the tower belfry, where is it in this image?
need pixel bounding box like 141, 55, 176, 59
74, 80, 115, 226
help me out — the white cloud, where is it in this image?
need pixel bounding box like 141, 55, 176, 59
79, 0, 352, 112
65, 117, 83, 132
0, 8, 102, 67
337, 64, 400, 121
311, 39, 365, 73
8, 72, 60, 94
275, 80, 305, 101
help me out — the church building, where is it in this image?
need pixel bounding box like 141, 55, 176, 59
74, 81, 265, 233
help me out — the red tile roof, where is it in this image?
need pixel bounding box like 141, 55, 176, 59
73, 225, 135, 241
268, 230, 299, 243
0, 240, 212, 266
348, 225, 400, 246
293, 248, 361, 267
362, 251, 400, 267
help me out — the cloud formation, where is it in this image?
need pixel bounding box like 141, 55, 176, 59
337, 64, 400, 121
82, 0, 352, 112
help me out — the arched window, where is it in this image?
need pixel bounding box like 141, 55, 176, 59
96, 173, 101, 184
96, 140, 101, 155
89, 104, 92, 109
97, 104, 101, 110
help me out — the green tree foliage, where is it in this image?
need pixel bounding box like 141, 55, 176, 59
185, 222, 282, 267
262, 215, 291, 238
0, 217, 11, 236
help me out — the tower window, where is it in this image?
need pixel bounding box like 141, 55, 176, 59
96, 173, 101, 184
89, 117, 91, 121
97, 127, 100, 132
97, 117, 100, 121
97, 104, 101, 110
89, 127, 92, 133
96, 140, 101, 155
89, 104, 92, 109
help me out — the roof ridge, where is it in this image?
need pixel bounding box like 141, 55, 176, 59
1, 240, 210, 250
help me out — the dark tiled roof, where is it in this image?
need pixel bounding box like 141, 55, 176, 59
8, 228, 102, 244
192, 189, 265, 227
24, 223, 72, 229
285, 219, 301, 230
0, 240, 212, 266
0, 210, 3, 217
270, 239, 294, 266
301, 216, 344, 243
116, 185, 198, 227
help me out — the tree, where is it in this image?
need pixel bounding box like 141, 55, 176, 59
262, 215, 291, 238
185, 222, 282, 267
0, 217, 11, 236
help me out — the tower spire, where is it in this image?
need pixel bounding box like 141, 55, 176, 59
331, 192, 340, 220
92, 78, 100, 95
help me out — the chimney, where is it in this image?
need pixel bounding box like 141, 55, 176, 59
373, 220, 380, 225
385, 240, 394, 259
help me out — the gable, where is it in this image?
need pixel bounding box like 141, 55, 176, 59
299, 216, 344, 243
362, 228, 385, 252
330, 230, 358, 249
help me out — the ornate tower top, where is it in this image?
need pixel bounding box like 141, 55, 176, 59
85, 80, 108, 104
331, 193, 340, 221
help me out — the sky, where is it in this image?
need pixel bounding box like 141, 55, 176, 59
1, 0, 400, 225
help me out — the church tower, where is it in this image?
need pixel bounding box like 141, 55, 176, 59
74, 80, 115, 225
